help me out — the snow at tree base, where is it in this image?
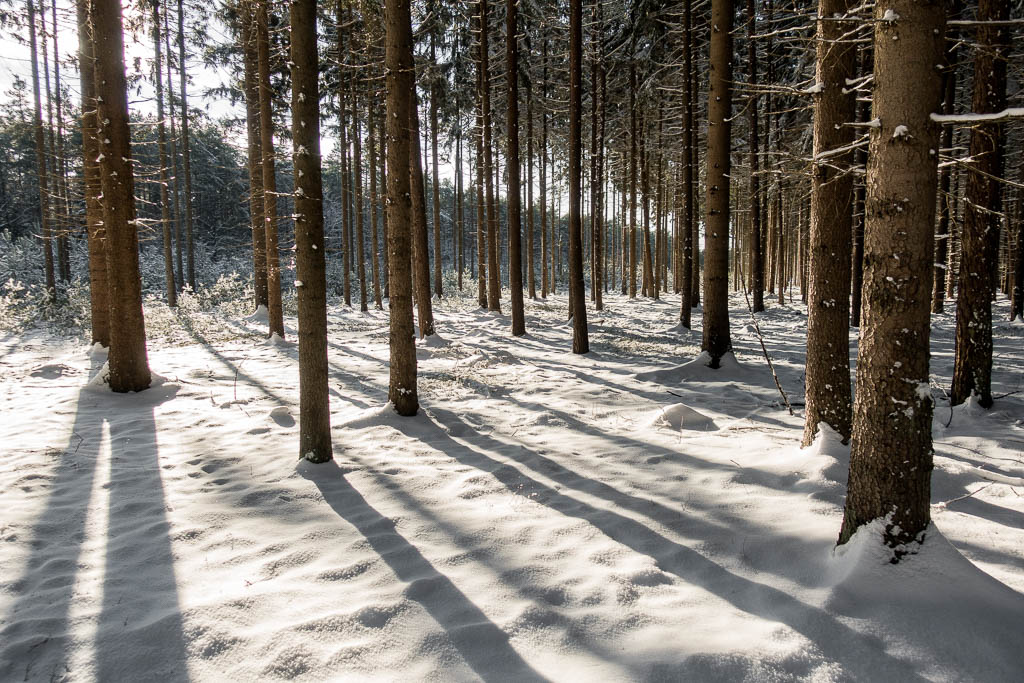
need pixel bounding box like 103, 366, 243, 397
2, 291, 1022, 681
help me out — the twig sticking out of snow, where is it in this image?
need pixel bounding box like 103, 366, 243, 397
737, 271, 794, 416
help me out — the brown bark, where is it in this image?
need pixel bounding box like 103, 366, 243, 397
430, 33, 443, 298
28, 0, 55, 295
802, 0, 857, 446
481, 0, 501, 311
702, 0, 734, 365
568, 0, 589, 353
151, 0, 178, 307
506, 0, 525, 335
92, 0, 151, 392
177, 0, 195, 289
409, 91, 436, 337
950, 0, 1009, 409
243, 3, 267, 309
838, 0, 944, 552
291, 0, 331, 462
257, 0, 284, 338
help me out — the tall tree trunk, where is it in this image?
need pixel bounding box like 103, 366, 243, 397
747, 0, 764, 312
679, 0, 694, 328
527, 85, 536, 299
258, 0, 284, 339
92, 0, 151, 392
49, 0, 71, 283
838, 0, 944, 552
410, 91, 437, 336
177, 0, 195, 289
849, 45, 870, 327
77, 0, 109, 346
151, 0, 178, 307
932, 0, 960, 314
291, 0, 331, 462
802, 0, 857, 445
628, 52, 638, 299
476, 45, 488, 308
430, 33, 444, 298
950, 0, 1009, 409
568, 0, 589, 353
506, 0, 525, 335
353, 93, 368, 313
386, 0, 418, 416
242, 4, 268, 310
28, 0, 55, 296
480, 0, 501, 311
702, 0, 734, 366
368, 92, 383, 309
540, 37, 548, 299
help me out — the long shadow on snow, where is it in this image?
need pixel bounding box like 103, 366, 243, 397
299, 461, 549, 682
406, 408, 928, 681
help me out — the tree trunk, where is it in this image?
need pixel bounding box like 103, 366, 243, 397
568, 0, 589, 353
28, 0, 55, 296
932, 1, 960, 314
506, 0, 525, 335
368, 91, 383, 309
291, 0, 331, 462
802, 0, 857, 446
679, 0, 694, 328
429, 33, 444, 299
151, 0, 177, 308
410, 90, 437, 336
702, 0, 734, 366
257, 0, 284, 339
92, 0, 151, 392
77, 0, 109, 346
950, 0, 1009, 409
628, 53, 638, 299
747, 0, 764, 312
838, 0, 944, 552
475, 43, 488, 308
386, 0, 418, 416
527, 86, 536, 299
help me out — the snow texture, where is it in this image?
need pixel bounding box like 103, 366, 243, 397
1, 291, 1022, 681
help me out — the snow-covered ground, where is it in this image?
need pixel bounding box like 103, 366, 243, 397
1, 291, 1022, 681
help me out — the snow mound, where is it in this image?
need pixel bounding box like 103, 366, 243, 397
247, 304, 270, 323
416, 332, 449, 349
87, 342, 109, 358
731, 424, 848, 502
635, 351, 744, 384
648, 403, 718, 431
823, 521, 1024, 680
269, 406, 295, 427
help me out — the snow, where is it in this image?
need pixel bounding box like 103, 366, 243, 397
1, 291, 1023, 681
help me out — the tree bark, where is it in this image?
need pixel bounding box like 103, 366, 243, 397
802, 0, 857, 445
386, 0, 418, 416
409, 91, 436, 337
242, 4, 267, 310
950, 0, 1009, 409
506, 0, 525, 335
702, 0, 734, 365
28, 0, 55, 296
480, 0, 501, 311
151, 0, 178, 307
838, 0, 944, 552
568, 0, 589, 353
291, 0, 331, 462
257, 0, 284, 338
430, 33, 444, 298
92, 0, 151, 392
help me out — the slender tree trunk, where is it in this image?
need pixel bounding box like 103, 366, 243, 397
838, 0, 944, 552
527, 86, 536, 299
476, 45, 488, 308
353, 94, 368, 313
410, 90, 436, 336
77, 0, 109, 346
368, 93, 383, 309
257, 0, 284, 338
480, 0, 501, 311
950, 0, 1008, 409
428, 33, 444, 298
540, 39, 548, 299
92, 0, 151, 392
151, 0, 177, 307
49, 0, 71, 283
177, 0, 194, 289
291, 0, 331, 462
628, 53, 638, 299
28, 0, 55, 296
568, 0, 589, 353
849, 46, 870, 327
680, 0, 694, 328
506, 0, 525, 334
702, 0, 734, 365
932, 2, 960, 314
802, 0, 857, 445
747, 0, 764, 312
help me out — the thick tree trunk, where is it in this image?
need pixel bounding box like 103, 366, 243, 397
702, 0, 734, 365
92, 0, 151, 392
386, 0, 418, 416
291, 0, 331, 462
802, 0, 856, 446
506, 0, 525, 335
838, 0, 944, 552
77, 0, 109, 346
257, 0, 284, 338
950, 0, 1009, 409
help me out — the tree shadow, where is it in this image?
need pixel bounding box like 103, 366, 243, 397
393, 409, 929, 681
298, 460, 548, 682
0, 379, 188, 682
95, 383, 189, 680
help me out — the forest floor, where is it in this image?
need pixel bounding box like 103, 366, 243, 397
1, 289, 1023, 682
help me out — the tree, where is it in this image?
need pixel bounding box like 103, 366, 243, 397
678, 0, 694, 329
409, 90, 437, 336
480, 0, 501, 312
838, 0, 945, 552
151, 0, 177, 308
950, 0, 1009, 409
177, 0, 196, 290
386, 0, 419, 417
77, 0, 109, 347
27, 0, 55, 296
702, 0, 733, 366
746, 0, 763, 313
257, 0, 284, 339
802, 0, 857, 446
506, 0, 525, 336
291, 0, 331, 462
241, 2, 268, 311
567, 0, 588, 353
92, 0, 151, 392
